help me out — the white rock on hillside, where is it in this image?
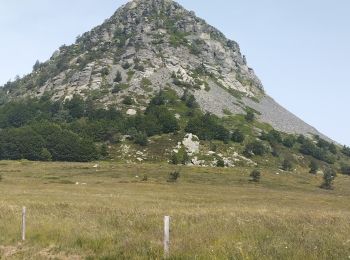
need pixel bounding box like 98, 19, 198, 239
181, 133, 200, 155
126, 109, 137, 115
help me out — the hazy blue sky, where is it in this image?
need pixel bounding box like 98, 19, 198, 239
0, 0, 349, 145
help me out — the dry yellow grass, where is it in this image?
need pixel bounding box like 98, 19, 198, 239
0, 160, 350, 259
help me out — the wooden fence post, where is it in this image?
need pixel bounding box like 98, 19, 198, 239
22, 206, 26, 241
164, 216, 170, 258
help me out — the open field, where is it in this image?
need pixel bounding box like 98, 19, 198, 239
1, 161, 350, 259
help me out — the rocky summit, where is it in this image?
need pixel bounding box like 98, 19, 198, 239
0, 0, 325, 139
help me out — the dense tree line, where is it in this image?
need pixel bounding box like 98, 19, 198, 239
259, 129, 338, 164
0, 124, 98, 162
298, 137, 336, 164
0, 92, 179, 162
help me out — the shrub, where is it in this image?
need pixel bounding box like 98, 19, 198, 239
101, 67, 109, 76
123, 96, 133, 105
114, 71, 122, 83
185, 95, 198, 109
134, 63, 145, 72
170, 147, 189, 165
329, 143, 337, 155
209, 142, 217, 152
145, 104, 179, 134
133, 132, 148, 146
100, 143, 109, 158
141, 78, 152, 87
167, 171, 180, 183
108, 133, 122, 144
340, 164, 350, 175
300, 139, 336, 164
245, 110, 255, 122
297, 135, 306, 144
250, 169, 261, 182
342, 146, 350, 157
260, 130, 282, 144
309, 160, 319, 174
282, 159, 293, 171
231, 129, 245, 143
185, 113, 230, 142
112, 85, 121, 94
315, 136, 337, 155
283, 135, 296, 148
122, 62, 131, 69
181, 90, 198, 108
127, 70, 135, 81
149, 92, 167, 106
216, 158, 225, 167
0, 174, 2, 182
321, 168, 336, 190
244, 141, 268, 157
142, 174, 148, 182
271, 145, 280, 157
64, 95, 86, 119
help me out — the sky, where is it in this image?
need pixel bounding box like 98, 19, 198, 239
0, 0, 349, 145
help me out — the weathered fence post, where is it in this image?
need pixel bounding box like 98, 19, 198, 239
22, 206, 26, 241
164, 216, 170, 258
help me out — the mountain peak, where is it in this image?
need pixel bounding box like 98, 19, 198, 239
0, 0, 329, 140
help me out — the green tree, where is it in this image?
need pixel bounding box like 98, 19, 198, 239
231, 129, 245, 143
185, 95, 198, 108
133, 131, 148, 146
146, 105, 179, 134
33, 60, 42, 71
321, 168, 336, 190
40, 148, 52, 161
185, 113, 229, 142
170, 147, 189, 165
1, 101, 37, 127
329, 143, 337, 155
260, 130, 282, 144
33, 123, 98, 162
64, 95, 85, 119
283, 135, 296, 148
181, 90, 198, 108
0, 127, 46, 161
244, 141, 268, 157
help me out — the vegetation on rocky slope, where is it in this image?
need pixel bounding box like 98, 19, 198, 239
0, 87, 348, 178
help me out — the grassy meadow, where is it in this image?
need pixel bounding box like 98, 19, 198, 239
0, 161, 350, 259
